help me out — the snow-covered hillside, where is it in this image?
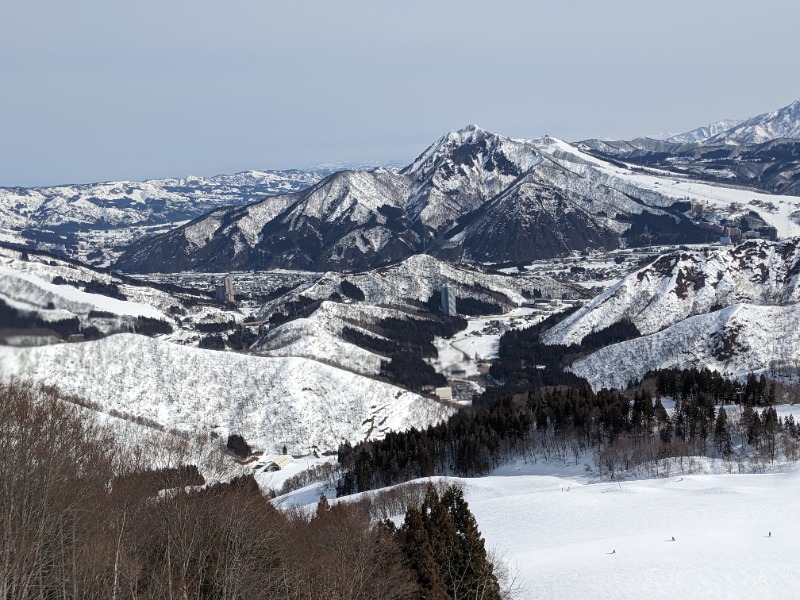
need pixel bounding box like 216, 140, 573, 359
261, 253, 580, 312
544, 239, 800, 346
570, 303, 800, 390
254, 301, 395, 376
529, 239, 800, 390
706, 99, 800, 145
0, 246, 465, 453
0, 333, 452, 454
0, 244, 238, 340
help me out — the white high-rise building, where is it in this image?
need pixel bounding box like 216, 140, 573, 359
440, 284, 457, 316
215, 274, 235, 304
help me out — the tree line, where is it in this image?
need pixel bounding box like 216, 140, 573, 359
337, 370, 800, 495
651, 367, 777, 407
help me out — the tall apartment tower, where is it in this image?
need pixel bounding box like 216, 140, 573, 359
440, 284, 457, 316
215, 274, 235, 305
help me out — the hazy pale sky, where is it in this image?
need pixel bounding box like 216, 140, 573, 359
2, 0, 799, 187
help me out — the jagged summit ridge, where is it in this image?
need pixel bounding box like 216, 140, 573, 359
543, 238, 800, 347
706, 99, 800, 145
664, 119, 743, 144
115, 126, 702, 273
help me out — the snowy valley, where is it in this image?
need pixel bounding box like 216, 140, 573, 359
4, 97, 800, 600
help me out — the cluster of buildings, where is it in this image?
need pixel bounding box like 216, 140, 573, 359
691, 201, 777, 244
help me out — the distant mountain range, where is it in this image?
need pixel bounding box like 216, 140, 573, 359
580, 99, 800, 195
113, 128, 711, 273
3, 98, 800, 273
704, 99, 800, 145
0, 169, 333, 266
660, 119, 744, 144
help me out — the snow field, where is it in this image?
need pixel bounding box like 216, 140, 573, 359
0, 265, 167, 320
430, 307, 544, 380
277, 456, 800, 600
463, 468, 800, 599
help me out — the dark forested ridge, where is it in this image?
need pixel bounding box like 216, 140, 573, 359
341, 312, 468, 392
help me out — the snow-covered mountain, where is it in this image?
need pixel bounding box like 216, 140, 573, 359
705, 99, 800, 145
0, 169, 329, 266
579, 100, 800, 195
532, 238, 800, 389
570, 302, 800, 390
544, 239, 800, 347
114, 127, 708, 273
664, 119, 743, 144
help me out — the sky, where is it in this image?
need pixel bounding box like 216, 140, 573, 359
2, 0, 799, 187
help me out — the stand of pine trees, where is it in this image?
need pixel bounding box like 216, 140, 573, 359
391, 484, 501, 600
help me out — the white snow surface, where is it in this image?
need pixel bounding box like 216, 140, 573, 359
283, 459, 800, 600
465, 467, 800, 599
0, 333, 452, 454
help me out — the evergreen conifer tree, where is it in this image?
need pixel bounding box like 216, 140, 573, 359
399, 484, 501, 600
400, 507, 449, 600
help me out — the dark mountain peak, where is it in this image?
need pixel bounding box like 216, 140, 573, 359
403, 125, 540, 180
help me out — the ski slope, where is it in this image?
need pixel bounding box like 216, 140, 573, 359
282, 461, 800, 600
0, 333, 452, 455
464, 466, 800, 600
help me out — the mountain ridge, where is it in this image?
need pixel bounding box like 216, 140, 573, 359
114, 126, 707, 273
